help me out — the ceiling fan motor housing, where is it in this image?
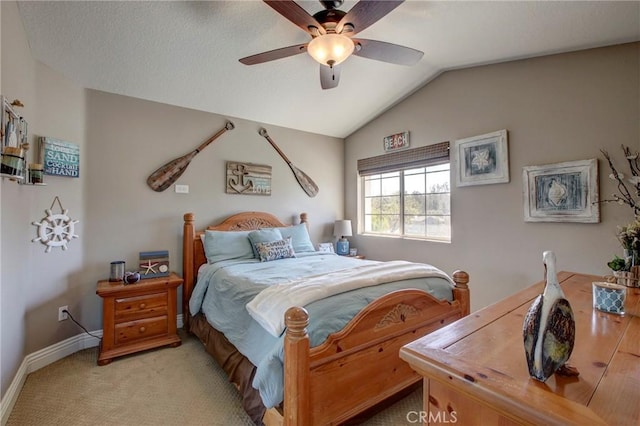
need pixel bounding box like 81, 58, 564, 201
313, 9, 347, 33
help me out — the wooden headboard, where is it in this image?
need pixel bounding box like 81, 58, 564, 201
182, 211, 308, 330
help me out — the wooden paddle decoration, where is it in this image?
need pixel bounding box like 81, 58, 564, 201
146, 121, 235, 192
259, 128, 319, 197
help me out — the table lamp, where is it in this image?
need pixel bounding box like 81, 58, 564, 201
334, 220, 352, 256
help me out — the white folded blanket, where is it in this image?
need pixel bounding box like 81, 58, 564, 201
246, 260, 452, 337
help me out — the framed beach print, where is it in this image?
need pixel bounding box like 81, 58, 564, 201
455, 129, 509, 187
317, 242, 335, 253
523, 158, 599, 223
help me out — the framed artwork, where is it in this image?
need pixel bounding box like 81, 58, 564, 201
523, 159, 599, 223
40, 137, 80, 178
454, 129, 509, 187
317, 242, 335, 253
383, 131, 409, 152
226, 161, 272, 195
139, 250, 170, 279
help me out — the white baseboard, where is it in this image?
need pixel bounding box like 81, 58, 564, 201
0, 359, 27, 426
0, 329, 102, 426
1, 314, 183, 426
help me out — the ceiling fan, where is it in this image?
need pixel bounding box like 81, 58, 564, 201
239, 0, 424, 90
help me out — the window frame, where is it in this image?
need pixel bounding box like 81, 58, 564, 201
357, 142, 451, 242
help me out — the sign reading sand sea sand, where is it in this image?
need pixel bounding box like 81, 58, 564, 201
40, 137, 80, 178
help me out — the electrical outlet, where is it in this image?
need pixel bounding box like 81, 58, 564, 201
58, 306, 69, 321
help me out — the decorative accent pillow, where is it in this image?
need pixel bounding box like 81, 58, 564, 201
248, 228, 283, 258
273, 223, 316, 253
203, 230, 254, 264
255, 237, 296, 262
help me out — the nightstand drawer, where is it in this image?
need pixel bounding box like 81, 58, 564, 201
115, 292, 167, 322
115, 316, 168, 345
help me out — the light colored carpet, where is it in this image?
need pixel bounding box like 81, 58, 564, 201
7, 331, 421, 425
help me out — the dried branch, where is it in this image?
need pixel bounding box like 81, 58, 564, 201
623, 145, 640, 177
599, 145, 640, 217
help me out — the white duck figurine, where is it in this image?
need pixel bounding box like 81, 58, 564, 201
523, 251, 576, 382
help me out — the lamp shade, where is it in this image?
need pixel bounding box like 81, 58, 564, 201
333, 220, 352, 237
307, 34, 354, 67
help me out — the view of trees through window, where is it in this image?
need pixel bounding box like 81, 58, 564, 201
362, 164, 451, 241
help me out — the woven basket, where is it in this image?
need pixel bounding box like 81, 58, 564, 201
612, 270, 639, 288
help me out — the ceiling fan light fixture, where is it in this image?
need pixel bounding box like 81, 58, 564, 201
307, 33, 354, 67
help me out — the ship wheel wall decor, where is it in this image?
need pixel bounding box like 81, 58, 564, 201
32, 196, 80, 253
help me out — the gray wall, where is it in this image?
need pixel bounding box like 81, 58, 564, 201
1, 0, 343, 398
1, 0, 87, 397
346, 42, 639, 311
81, 90, 344, 332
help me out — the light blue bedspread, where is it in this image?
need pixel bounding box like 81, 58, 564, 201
189, 252, 454, 408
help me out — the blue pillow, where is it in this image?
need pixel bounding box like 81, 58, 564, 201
203, 230, 254, 263
255, 237, 296, 262
275, 223, 315, 253
248, 228, 283, 258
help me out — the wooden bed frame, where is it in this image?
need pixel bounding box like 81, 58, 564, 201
182, 211, 470, 426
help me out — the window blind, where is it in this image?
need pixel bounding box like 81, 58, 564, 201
357, 141, 450, 176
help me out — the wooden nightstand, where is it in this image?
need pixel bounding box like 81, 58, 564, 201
96, 272, 183, 365
347, 255, 366, 260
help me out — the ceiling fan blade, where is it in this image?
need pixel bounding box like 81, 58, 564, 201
239, 44, 308, 65
264, 0, 326, 36
336, 1, 403, 36
352, 38, 423, 66
320, 64, 341, 90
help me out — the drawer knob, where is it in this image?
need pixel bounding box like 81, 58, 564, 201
139, 326, 146, 333
139, 303, 146, 309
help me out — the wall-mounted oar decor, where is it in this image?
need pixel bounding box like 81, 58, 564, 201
147, 121, 235, 192
258, 128, 318, 197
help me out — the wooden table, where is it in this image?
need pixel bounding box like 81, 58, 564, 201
400, 271, 640, 425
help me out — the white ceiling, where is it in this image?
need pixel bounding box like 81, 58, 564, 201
16, 1, 640, 138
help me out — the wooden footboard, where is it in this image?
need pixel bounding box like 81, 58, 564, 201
282, 273, 469, 426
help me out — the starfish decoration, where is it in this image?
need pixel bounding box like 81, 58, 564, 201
140, 260, 159, 275
471, 148, 491, 172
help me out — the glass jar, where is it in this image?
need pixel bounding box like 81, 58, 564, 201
109, 261, 125, 282
1, 147, 24, 177
29, 163, 44, 184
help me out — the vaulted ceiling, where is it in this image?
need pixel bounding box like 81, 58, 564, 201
17, 1, 640, 138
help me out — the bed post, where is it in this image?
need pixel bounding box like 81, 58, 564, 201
284, 307, 311, 426
299, 212, 308, 230
183, 212, 195, 331
452, 270, 470, 316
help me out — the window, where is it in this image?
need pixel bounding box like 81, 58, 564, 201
358, 142, 450, 241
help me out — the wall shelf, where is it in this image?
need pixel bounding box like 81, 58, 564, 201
1, 95, 44, 185
0, 172, 24, 181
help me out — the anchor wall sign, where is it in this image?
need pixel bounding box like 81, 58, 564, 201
226, 161, 272, 196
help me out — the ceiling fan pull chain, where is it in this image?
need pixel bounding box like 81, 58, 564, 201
326, 59, 336, 81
